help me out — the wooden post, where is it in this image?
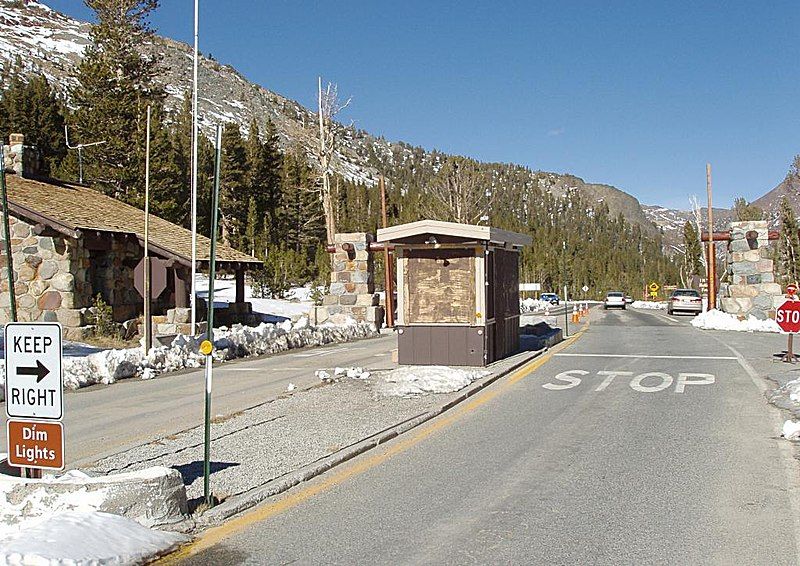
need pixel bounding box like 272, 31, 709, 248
706, 163, 716, 311
380, 176, 394, 327
235, 268, 245, 304
174, 268, 188, 309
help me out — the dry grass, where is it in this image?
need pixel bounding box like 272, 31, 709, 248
81, 334, 136, 350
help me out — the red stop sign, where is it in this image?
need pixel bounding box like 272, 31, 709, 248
776, 300, 800, 334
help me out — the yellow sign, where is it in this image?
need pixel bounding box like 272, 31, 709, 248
199, 340, 213, 356
648, 282, 660, 293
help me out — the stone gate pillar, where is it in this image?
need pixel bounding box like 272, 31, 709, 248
719, 220, 782, 319
309, 232, 384, 326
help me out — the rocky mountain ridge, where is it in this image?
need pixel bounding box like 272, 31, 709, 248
3, 0, 778, 241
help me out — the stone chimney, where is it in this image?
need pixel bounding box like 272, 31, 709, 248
3, 134, 43, 178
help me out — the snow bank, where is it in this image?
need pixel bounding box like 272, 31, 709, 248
0, 320, 378, 401
378, 366, 489, 398
0, 511, 186, 565
196, 275, 314, 320
691, 309, 781, 333
782, 420, 800, 440
631, 301, 667, 310
521, 298, 553, 313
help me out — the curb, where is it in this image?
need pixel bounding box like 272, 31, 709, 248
194, 346, 548, 529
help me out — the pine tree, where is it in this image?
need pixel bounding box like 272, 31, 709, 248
244, 196, 258, 256
732, 197, 763, 221
779, 196, 800, 284
682, 221, 703, 284
0, 71, 66, 175
70, 0, 163, 201
219, 123, 249, 247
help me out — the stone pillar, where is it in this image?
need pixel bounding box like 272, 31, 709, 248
5, 134, 42, 178
719, 220, 782, 319
309, 232, 383, 326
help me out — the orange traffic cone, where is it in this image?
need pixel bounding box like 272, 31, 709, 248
572, 305, 579, 323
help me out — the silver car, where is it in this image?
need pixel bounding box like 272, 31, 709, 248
667, 289, 702, 315
604, 291, 626, 310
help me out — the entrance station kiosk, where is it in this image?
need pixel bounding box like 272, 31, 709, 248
377, 220, 531, 366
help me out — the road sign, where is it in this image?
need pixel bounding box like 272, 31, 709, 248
5, 323, 63, 420
649, 282, 660, 293
776, 300, 800, 334
6, 419, 64, 470
134, 257, 168, 299
519, 283, 541, 292
582, 285, 589, 293
787, 284, 798, 297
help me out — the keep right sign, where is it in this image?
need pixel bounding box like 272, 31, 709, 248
776, 300, 800, 334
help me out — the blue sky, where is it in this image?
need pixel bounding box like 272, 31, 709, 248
45, 1, 800, 209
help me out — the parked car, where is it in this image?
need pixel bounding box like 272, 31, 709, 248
541, 293, 560, 305
604, 291, 626, 310
624, 295, 634, 304
667, 288, 702, 315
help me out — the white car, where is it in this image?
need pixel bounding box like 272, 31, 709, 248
604, 291, 626, 310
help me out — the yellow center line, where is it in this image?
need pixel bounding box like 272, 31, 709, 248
158, 320, 590, 563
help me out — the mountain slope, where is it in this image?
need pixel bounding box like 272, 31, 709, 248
1, 0, 659, 234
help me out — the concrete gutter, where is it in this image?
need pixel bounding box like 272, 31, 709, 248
195, 346, 548, 529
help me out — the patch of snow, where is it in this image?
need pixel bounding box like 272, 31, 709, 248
0, 510, 186, 565
195, 275, 313, 322
631, 301, 667, 310
691, 309, 781, 333
378, 366, 489, 398
782, 420, 800, 440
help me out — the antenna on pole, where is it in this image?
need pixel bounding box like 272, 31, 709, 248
64, 125, 106, 185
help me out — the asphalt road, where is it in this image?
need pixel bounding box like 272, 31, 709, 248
0, 333, 396, 467
179, 307, 800, 565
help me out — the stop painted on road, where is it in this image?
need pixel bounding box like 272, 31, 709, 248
542, 370, 715, 393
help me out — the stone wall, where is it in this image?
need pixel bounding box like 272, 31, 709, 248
309, 232, 384, 326
0, 214, 87, 338
719, 220, 782, 319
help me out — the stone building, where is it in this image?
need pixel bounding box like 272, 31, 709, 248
1, 135, 260, 339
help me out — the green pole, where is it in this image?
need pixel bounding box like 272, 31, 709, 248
203, 125, 222, 508
0, 146, 17, 322
563, 240, 568, 337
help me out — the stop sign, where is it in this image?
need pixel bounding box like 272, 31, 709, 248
776, 300, 800, 334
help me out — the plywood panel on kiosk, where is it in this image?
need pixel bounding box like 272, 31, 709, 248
404, 248, 476, 324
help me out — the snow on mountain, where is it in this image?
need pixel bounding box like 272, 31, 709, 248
1, 0, 663, 232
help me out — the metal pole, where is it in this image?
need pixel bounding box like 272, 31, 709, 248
0, 146, 17, 322
77, 148, 83, 185
143, 106, 152, 353
563, 241, 568, 337
190, 0, 199, 334
380, 176, 394, 327
706, 163, 716, 311
203, 124, 222, 508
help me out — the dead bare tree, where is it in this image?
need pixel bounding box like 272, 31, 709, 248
424, 158, 492, 224
316, 77, 351, 243
689, 194, 707, 273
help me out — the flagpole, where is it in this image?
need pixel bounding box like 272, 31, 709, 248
190, 0, 199, 333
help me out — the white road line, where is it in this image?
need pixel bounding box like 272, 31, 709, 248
293, 348, 348, 358
225, 367, 305, 372
554, 353, 737, 360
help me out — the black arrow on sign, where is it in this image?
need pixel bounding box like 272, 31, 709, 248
17, 360, 50, 383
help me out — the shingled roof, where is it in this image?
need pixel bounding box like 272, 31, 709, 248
4, 174, 260, 268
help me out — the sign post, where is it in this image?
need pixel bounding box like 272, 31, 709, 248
648, 281, 660, 300
777, 288, 800, 363
5, 322, 64, 473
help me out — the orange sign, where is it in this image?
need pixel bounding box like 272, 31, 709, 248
6, 419, 64, 470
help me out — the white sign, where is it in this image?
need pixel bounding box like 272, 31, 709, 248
519, 283, 541, 291
5, 323, 63, 420
582, 285, 589, 293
